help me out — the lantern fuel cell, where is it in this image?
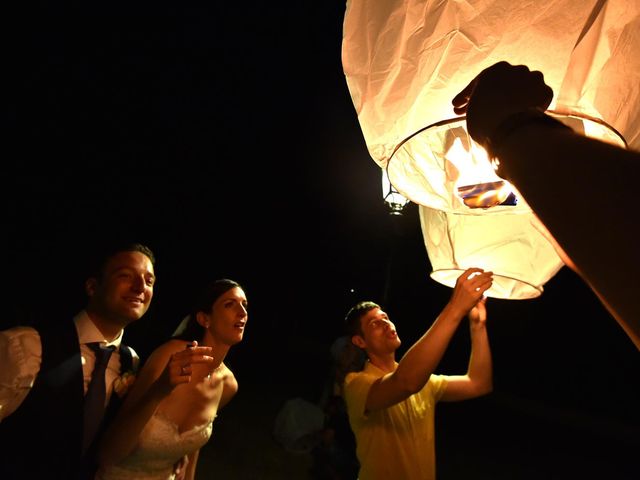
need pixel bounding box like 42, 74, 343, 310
457, 181, 518, 209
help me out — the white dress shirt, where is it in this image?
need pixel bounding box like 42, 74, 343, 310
0, 311, 138, 421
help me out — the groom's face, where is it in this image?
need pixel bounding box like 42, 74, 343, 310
87, 251, 156, 327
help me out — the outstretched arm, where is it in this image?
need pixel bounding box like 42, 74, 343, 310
453, 61, 640, 350
98, 341, 214, 466
441, 297, 493, 401
365, 268, 493, 412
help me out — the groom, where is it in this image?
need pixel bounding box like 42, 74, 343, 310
0, 242, 156, 479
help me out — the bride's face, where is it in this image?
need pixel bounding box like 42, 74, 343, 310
207, 286, 248, 345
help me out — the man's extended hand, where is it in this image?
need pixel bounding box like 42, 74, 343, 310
448, 268, 493, 316
468, 296, 487, 330
452, 61, 554, 148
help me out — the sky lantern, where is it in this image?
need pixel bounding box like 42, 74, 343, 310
342, 0, 640, 299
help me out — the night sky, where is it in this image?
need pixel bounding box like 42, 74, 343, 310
2, 2, 638, 477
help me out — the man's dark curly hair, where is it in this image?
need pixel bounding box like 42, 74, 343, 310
87, 242, 156, 280
344, 301, 380, 338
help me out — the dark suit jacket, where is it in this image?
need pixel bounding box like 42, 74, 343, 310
0, 320, 134, 480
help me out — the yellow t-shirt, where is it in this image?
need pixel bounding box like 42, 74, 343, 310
344, 362, 448, 480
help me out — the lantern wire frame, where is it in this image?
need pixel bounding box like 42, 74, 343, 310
385, 111, 627, 299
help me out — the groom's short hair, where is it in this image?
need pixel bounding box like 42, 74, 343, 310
87, 242, 156, 280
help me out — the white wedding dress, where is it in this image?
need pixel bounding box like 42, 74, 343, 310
96, 410, 214, 480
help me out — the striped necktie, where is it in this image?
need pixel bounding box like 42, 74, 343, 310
82, 343, 116, 453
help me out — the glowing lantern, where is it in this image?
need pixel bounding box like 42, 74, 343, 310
342, 0, 640, 299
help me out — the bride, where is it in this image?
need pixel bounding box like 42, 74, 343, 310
96, 279, 248, 480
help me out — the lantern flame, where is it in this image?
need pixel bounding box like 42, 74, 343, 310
444, 136, 517, 208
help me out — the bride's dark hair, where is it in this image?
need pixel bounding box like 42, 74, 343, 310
172, 278, 242, 342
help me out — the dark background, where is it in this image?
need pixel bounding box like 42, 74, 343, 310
2, 2, 638, 478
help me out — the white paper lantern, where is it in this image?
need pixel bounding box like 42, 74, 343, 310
342, 0, 639, 299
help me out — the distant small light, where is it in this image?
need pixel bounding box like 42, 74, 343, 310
350, 288, 355, 293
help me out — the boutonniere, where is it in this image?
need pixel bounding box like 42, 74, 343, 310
113, 370, 137, 398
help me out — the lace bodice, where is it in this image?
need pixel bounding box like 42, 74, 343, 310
96, 410, 214, 480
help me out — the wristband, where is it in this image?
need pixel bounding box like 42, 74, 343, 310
485, 109, 572, 159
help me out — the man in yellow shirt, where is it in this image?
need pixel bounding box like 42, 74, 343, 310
343, 268, 493, 480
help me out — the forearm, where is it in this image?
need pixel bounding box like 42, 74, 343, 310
498, 124, 640, 348
396, 302, 466, 391
499, 124, 639, 229
98, 382, 167, 465
466, 325, 492, 394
